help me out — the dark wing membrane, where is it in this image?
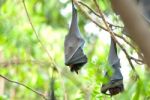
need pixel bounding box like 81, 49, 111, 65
101, 38, 124, 96
64, 1, 87, 73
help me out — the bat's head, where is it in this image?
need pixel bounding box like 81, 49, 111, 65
69, 56, 87, 74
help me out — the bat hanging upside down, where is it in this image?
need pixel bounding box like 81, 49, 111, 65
64, 0, 87, 73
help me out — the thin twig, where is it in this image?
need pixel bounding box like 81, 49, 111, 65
115, 34, 144, 63
115, 33, 144, 60
0, 59, 50, 67
114, 34, 135, 49
0, 74, 48, 100
78, 0, 143, 61
78, 1, 124, 28
22, 0, 66, 99
22, 0, 57, 71
93, 0, 139, 78
75, 1, 135, 50
130, 57, 143, 64
74, 0, 144, 65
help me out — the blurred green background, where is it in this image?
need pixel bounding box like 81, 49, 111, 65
0, 0, 150, 100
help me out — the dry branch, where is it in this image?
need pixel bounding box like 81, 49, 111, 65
73, 0, 143, 68
0, 74, 48, 100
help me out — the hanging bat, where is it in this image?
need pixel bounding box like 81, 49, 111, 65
101, 38, 124, 96
64, 1, 87, 74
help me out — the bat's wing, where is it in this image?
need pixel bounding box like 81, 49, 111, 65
64, 2, 87, 73
66, 47, 87, 65
101, 38, 124, 96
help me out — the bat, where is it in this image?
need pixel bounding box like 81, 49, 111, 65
64, 1, 87, 74
101, 37, 124, 96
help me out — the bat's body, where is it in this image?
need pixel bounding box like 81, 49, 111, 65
64, 2, 87, 73
101, 38, 124, 96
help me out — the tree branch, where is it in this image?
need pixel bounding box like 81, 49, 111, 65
74, 0, 143, 65
22, 0, 66, 99
22, 0, 57, 71
110, 0, 150, 67
0, 58, 50, 67
93, 0, 139, 78
78, 1, 124, 28
0, 74, 48, 100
